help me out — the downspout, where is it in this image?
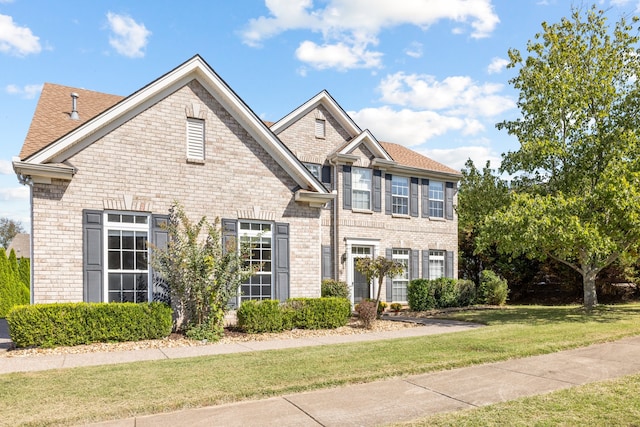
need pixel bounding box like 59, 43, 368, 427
17, 173, 34, 305
331, 159, 339, 280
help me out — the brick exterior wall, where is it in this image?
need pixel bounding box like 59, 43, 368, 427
31, 80, 322, 303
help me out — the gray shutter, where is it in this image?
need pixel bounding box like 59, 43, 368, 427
445, 182, 455, 220
343, 165, 352, 210
321, 245, 332, 280
274, 223, 290, 302
410, 177, 419, 217
373, 169, 382, 212
221, 219, 238, 308
421, 179, 429, 218
83, 209, 103, 303
445, 251, 454, 278
386, 248, 393, 302
321, 165, 331, 185
385, 174, 392, 215
410, 249, 419, 280
151, 214, 169, 303
422, 250, 429, 279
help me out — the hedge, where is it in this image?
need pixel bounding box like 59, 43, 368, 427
6, 302, 172, 348
407, 278, 479, 311
236, 297, 350, 333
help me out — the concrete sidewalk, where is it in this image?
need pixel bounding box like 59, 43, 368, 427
90, 335, 640, 427
0, 317, 481, 374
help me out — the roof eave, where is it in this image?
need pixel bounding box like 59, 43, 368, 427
13, 160, 76, 184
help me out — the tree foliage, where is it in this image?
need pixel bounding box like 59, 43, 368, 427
0, 248, 30, 318
355, 256, 404, 315
0, 217, 24, 249
151, 202, 255, 340
480, 6, 640, 310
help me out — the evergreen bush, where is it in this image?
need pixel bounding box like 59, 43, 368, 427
321, 279, 350, 299
478, 270, 509, 305
0, 249, 29, 318
407, 279, 436, 311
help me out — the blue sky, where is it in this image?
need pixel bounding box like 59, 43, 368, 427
1, 0, 638, 229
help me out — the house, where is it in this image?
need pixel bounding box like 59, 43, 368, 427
7, 233, 30, 259
13, 55, 461, 307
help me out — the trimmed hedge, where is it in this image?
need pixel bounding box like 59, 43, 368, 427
6, 302, 172, 348
236, 297, 350, 333
321, 279, 350, 299
407, 278, 479, 311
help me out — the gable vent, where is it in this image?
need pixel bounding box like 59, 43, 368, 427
186, 118, 205, 160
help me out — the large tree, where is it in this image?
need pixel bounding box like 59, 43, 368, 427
0, 217, 24, 249
478, 6, 640, 310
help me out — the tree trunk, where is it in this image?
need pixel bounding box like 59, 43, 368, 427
583, 270, 598, 311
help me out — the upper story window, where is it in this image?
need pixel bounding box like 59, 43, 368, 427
392, 176, 409, 215
315, 119, 326, 138
186, 118, 205, 160
304, 162, 321, 180
429, 180, 444, 218
105, 212, 150, 303
352, 167, 372, 210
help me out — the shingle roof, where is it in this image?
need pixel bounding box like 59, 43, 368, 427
20, 83, 124, 160
380, 141, 461, 176
7, 233, 30, 258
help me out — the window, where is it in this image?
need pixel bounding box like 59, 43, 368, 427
392, 249, 409, 301
106, 213, 150, 303
187, 118, 205, 160
429, 250, 445, 279
392, 176, 409, 215
429, 181, 444, 218
304, 163, 321, 180
315, 119, 326, 138
352, 167, 372, 210
239, 222, 273, 302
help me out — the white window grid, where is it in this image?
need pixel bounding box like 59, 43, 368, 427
304, 163, 321, 180
392, 176, 409, 215
392, 249, 409, 301
429, 250, 445, 280
239, 221, 273, 302
352, 167, 372, 210
429, 181, 444, 218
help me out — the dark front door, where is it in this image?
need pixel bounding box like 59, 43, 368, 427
353, 261, 370, 303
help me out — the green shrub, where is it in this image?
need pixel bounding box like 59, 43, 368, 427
0, 248, 29, 318
355, 299, 377, 329
431, 278, 459, 308
6, 302, 172, 348
407, 279, 436, 311
456, 279, 477, 306
237, 297, 351, 333
321, 279, 350, 299
236, 300, 285, 333
288, 297, 351, 329
478, 270, 509, 305
390, 302, 403, 312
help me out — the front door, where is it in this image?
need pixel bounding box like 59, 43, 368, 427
352, 245, 372, 304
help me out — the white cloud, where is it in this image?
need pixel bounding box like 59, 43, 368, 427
5, 83, 43, 99
487, 57, 509, 74
349, 106, 483, 146
106, 12, 151, 58
378, 72, 515, 117
420, 145, 502, 172
404, 42, 423, 58
0, 14, 41, 56
295, 40, 382, 70
0, 159, 13, 175
0, 185, 28, 201
242, 0, 499, 70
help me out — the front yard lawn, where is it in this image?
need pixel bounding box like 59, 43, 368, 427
2, 304, 640, 426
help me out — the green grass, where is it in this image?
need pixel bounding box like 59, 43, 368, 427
2, 304, 640, 426
391, 373, 640, 426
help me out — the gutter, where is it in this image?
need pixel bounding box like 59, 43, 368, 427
13, 161, 76, 184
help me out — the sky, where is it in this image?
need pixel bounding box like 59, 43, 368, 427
1, 0, 639, 230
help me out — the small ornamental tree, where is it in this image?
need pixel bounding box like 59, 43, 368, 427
151, 202, 255, 340
0, 248, 29, 318
355, 256, 404, 316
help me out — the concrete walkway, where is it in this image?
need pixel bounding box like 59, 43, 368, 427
2, 319, 640, 426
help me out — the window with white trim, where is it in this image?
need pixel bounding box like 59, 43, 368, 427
392, 176, 409, 215
186, 118, 205, 160
429, 250, 445, 279
429, 181, 444, 218
315, 119, 326, 138
239, 221, 273, 302
352, 167, 372, 210
304, 162, 321, 180
106, 213, 150, 303
392, 249, 409, 301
